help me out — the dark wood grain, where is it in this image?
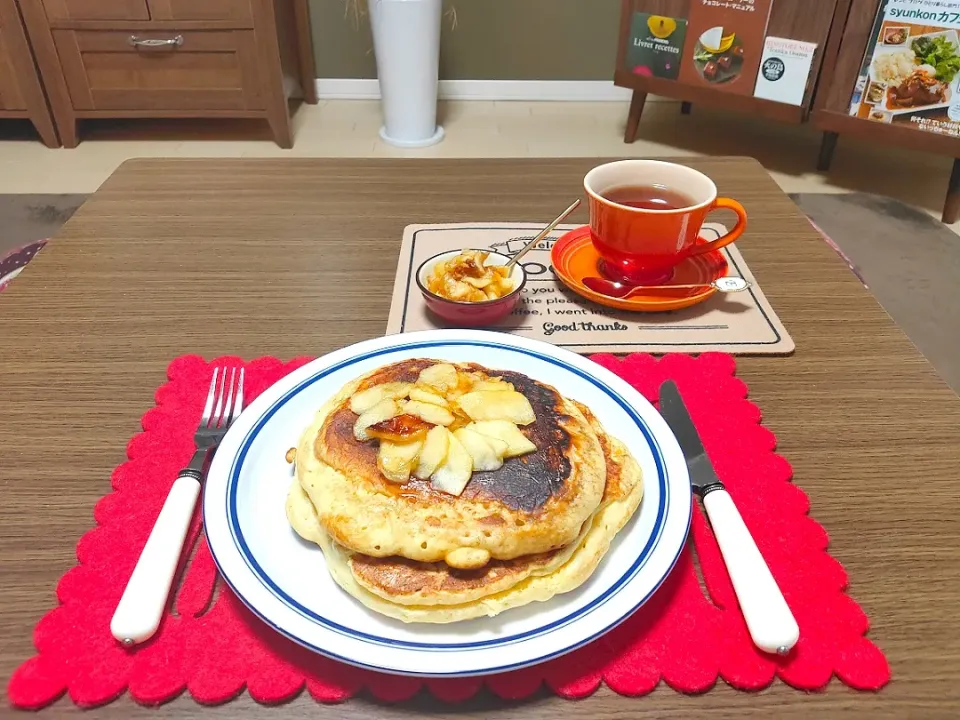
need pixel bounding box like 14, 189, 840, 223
1, 158, 959, 718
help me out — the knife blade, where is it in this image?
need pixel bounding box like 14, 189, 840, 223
657, 381, 726, 497
659, 381, 799, 656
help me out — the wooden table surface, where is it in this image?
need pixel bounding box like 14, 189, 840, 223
1, 157, 958, 718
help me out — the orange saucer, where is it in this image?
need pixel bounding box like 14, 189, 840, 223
550, 226, 729, 312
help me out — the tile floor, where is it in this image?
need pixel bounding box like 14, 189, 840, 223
1, 98, 957, 234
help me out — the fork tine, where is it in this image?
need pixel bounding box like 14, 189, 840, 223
222, 368, 237, 427
200, 368, 219, 425
231, 368, 245, 425
211, 367, 227, 428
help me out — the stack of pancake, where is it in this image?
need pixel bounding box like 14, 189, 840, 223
286, 358, 643, 623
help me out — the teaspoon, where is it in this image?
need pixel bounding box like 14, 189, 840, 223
504, 199, 581, 271
582, 275, 751, 299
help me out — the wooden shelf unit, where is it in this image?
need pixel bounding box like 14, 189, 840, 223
616, 0, 841, 142
812, 0, 960, 223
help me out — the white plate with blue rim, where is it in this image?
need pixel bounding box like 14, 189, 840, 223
203, 329, 691, 677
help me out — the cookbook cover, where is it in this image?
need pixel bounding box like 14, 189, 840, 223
626, 12, 687, 80
849, 0, 960, 137
678, 0, 774, 95
753, 37, 818, 105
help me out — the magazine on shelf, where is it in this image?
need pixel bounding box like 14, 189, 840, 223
753, 37, 818, 105
849, 0, 960, 137
625, 13, 688, 80
678, 0, 774, 96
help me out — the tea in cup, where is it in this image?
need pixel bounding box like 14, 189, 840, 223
583, 160, 747, 284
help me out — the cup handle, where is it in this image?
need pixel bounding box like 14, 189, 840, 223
688, 197, 747, 257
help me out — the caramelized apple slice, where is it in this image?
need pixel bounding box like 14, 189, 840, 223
469, 420, 536, 458
417, 363, 459, 393
454, 427, 503, 472
469, 378, 515, 393
349, 382, 413, 415
367, 414, 432, 443
414, 425, 450, 480
354, 399, 400, 441
430, 431, 473, 496
463, 275, 493, 289
456, 390, 536, 425
403, 400, 455, 426
478, 431, 509, 458
377, 439, 424, 484
408, 387, 449, 407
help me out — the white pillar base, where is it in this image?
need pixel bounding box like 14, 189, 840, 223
379, 125, 445, 148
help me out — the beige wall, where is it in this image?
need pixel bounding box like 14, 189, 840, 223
310, 0, 622, 80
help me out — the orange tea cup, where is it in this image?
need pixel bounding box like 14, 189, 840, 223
583, 160, 747, 284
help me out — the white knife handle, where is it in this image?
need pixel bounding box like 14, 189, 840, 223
702, 488, 800, 655
110, 473, 200, 646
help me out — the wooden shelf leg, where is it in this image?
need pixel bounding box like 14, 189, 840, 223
294, 0, 319, 104
817, 131, 839, 171
624, 90, 647, 144
681, 101, 692, 115
942, 158, 960, 224
267, 111, 293, 149
59, 118, 79, 149
32, 116, 60, 149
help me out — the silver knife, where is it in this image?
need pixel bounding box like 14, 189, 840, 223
659, 381, 799, 655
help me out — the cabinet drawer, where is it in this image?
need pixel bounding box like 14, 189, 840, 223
52, 30, 264, 111
0, 34, 27, 110
147, 0, 253, 24
42, 0, 150, 22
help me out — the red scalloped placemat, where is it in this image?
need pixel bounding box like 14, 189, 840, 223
7, 353, 890, 709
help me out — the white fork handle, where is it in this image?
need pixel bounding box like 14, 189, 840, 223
702, 488, 800, 655
110, 473, 200, 645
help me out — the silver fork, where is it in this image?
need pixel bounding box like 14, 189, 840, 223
111, 367, 245, 646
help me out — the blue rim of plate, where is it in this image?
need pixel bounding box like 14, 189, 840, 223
207, 337, 688, 673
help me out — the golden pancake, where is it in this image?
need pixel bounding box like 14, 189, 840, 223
285, 403, 644, 619
296, 359, 607, 565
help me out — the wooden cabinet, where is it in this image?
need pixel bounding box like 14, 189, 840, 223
147, 0, 253, 24
19, 0, 317, 147
41, 0, 150, 22
53, 30, 264, 111
0, 0, 59, 145
0, 31, 27, 109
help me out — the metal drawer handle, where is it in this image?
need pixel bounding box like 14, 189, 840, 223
128, 35, 184, 49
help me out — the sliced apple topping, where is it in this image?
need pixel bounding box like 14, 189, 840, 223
417, 363, 459, 393
469, 420, 537, 458
456, 390, 536, 426
354, 398, 401, 441
377, 438, 424, 484
348, 364, 538, 494
366, 414, 432, 443
414, 425, 450, 480
454, 427, 504, 472
408, 387, 449, 407
430, 430, 474, 496
349, 382, 413, 415
403, 399, 455, 427
476, 430, 509, 458
470, 378, 514, 393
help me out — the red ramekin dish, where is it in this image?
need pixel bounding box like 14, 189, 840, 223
415, 249, 527, 327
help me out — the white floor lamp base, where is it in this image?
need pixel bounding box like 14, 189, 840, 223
379, 125, 445, 148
